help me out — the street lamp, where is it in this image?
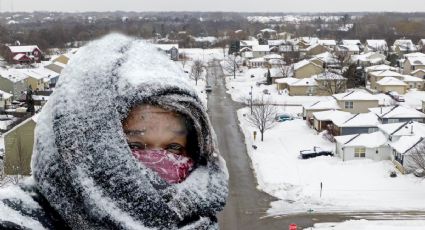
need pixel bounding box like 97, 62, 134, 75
250, 86, 253, 114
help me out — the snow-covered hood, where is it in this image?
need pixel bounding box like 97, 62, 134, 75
31, 34, 228, 229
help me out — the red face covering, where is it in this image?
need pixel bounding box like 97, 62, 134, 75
132, 149, 194, 184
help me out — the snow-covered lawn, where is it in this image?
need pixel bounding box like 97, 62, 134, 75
238, 107, 425, 216
309, 219, 425, 230
402, 90, 425, 110
225, 67, 333, 105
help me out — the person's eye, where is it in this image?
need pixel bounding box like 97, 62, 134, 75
128, 142, 145, 150
166, 144, 185, 154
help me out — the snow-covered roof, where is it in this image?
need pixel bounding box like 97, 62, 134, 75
319, 39, 337, 46
403, 52, 425, 58
411, 69, 425, 75
240, 40, 259, 47
267, 40, 285, 46
0, 89, 13, 100
0, 68, 29, 83
351, 52, 386, 63
312, 110, 352, 123
370, 106, 425, 119
333, 112, 379, 127
252, 45, 270, 52
192, 36, 217, 43
294, 59, 321, 70
290, 77, 317, 86
337, 44, 360, 52
335, 131, 387, 148
365, 64, 397, 73
268, 59, 285, 65
314, 71, 345, 80
303, 99, 340, 110
263, 54, 282, 59
366, 40, 388, 50
313, 52, 339, 63
243, 51, 253, 58
406, 56, 425, 66
393, 39, 417, 52
342, 40, 361, 46
306, 43, 328, 51
300, 37, 319, 45
275, 77, 298, 84
249, 57, 266, 63
8, 45, 40, 53
18, 67, 59, 80
376, 77, 407, 86
260, 28, 276, 33
13, 53, 28, 61
333, 90, 378, 101
390, 135, 424, 154
369, 70, 402, 77
401, 75, 424, 82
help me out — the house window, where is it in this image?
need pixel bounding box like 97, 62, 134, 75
344, 101, 353, 109
388, 118, 399, 123
354, 147, 366, 158
368, 127, 378, 133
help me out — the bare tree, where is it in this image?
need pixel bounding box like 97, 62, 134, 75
246, 97, 278, 142
180, 52, 188, 69
223, 54, 240, 79
190, 59, 204, 85
408, 141, 425, 173
316, 72, 347, 95
277, 63, 294, 78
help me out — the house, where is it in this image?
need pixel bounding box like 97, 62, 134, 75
333, 91, 379, 113
403, 55, 425, 75
376, 77, 407, 94
293, 59, 324, 78
0, 89, 13, 112
252, 45, 270, 58
248, 57, 267, 68
45, 53, 71, 74
418, 39, 425, 52
258, 28, 277, 40
7, 45, 42, 64
364, 40, 388, 54
314, 72, 347, 96
332, 112, 380, 136
278, 32, 292, 40
335, 131, 390, 161
379, 121, 425, 173
311, 52, 340, 69
306, 44, 331, 56
349, 52, 388, 67
297, 37, 319, 50
335, 44, 360, 58
285, 77, 318, 96
365, 64, 397, 74
411, 69, 425, 79
3, 115, 37, 175
0, 69, 28, 99
318, 39, 337, 50
311, 110, 352, 132
368, 70, 403, 90
302, 99, 341, 120
240, 40, 259, 50
400, 75, 424, 90
392, 39, 417, 55
369, 105, 425, 124
342, 39, 363, 50
268, 67, 293, 83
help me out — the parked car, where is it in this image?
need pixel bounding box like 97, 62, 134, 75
275, 114, 293, 122
262, 89, 270, 95
205, 85, 212, 92
299, 147, 333, 159
256, 81, 268, 86
386, 91, 405, 102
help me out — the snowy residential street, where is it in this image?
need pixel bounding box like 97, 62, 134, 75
220, 65, 425, 228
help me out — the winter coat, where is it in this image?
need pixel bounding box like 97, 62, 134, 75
0, 34, 228, 229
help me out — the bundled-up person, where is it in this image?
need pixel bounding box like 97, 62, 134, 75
0, 33, 228, 229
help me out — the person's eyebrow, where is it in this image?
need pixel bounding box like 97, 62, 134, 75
124, 129, 146, 136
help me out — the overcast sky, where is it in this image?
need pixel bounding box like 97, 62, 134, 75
1, 0, 424, 12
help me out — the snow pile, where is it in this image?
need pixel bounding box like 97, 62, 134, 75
310, 219, 425, 230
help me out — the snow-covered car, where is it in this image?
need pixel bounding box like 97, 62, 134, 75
386, 91, 405, 102
205, 85, 212, 92
299, 147, 333, 159
275, 114, 293, 122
